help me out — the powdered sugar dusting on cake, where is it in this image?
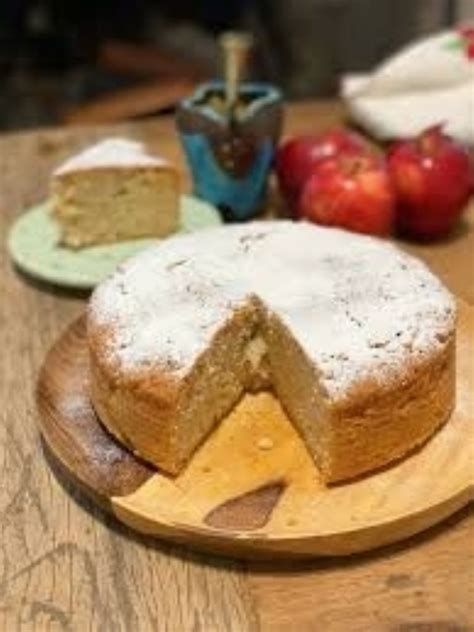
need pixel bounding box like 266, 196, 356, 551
53, 138, 167, 176
89, 221, 456, 398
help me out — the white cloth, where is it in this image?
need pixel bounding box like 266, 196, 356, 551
342, 30, 474, 145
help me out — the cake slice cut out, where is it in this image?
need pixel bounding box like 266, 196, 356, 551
51, 138, 179, 248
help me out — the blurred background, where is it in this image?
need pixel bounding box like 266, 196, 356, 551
0, 0, 472, 131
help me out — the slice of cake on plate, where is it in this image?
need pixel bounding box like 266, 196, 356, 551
50, 138, 179, 248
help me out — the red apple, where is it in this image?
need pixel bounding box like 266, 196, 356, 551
275, 130, 370, 213
299, 153, 395, 236
388, 125, 472, 240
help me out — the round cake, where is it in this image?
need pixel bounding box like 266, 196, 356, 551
88, 221, 456, 482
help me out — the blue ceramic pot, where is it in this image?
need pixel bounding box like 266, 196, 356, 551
176, 81, 283, 221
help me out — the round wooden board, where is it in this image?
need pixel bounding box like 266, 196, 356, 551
36, 304, 474, 559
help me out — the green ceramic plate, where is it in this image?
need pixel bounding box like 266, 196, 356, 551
8, 196, 222, 289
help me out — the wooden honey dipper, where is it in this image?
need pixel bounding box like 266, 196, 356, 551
219, 31, 253, 119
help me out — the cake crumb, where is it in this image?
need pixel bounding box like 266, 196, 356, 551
257, 437, 274, 451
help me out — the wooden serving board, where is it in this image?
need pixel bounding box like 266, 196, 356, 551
36, 303, 474, 560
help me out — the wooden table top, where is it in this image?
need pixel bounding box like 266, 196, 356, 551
1, 101, 473, 632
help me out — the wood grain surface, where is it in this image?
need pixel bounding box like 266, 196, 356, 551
1, 101, 474, 631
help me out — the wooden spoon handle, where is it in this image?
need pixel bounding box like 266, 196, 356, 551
219, 32, 253, 111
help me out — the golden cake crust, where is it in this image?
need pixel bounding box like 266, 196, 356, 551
327, 337, 455, 480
